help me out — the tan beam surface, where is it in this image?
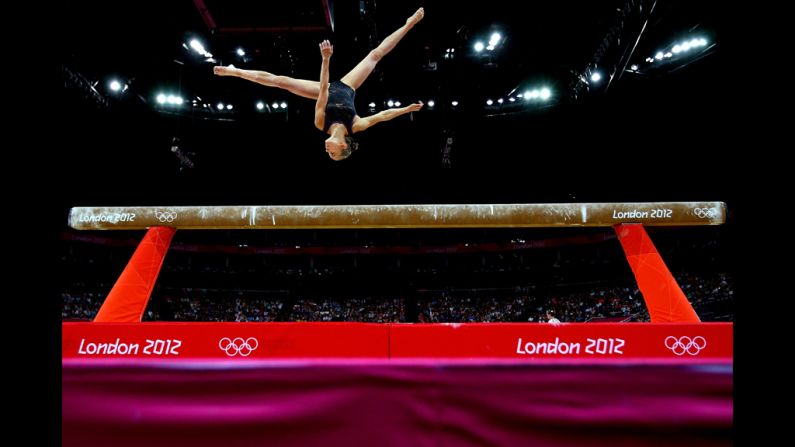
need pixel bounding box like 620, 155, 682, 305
68, 202, 726, 230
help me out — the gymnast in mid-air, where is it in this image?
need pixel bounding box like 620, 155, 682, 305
214, 7, 425, 161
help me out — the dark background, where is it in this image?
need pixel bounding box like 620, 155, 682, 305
57, 0, 734, 207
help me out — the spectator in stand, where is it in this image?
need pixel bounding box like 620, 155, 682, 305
546, 311, 561, 325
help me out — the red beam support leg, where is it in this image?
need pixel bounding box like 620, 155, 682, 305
93, 227, 177, 323
613, 224, 700, 323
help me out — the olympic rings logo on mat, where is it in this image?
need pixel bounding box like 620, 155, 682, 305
664, 336, 707, 356
155, 209, 178, 222
693, 208, 717, 218
219, 337, 259, 357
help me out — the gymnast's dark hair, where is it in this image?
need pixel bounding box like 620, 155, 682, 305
339, 136, 359, 160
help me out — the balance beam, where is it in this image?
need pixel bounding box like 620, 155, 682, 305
69, 202, 726, 230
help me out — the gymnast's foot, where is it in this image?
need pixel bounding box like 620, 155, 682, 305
407, 7, 424, 27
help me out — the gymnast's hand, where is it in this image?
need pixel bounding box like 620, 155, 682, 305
213, 64, 236, 76
319, 40, 333, 59
406, 101, 424, 112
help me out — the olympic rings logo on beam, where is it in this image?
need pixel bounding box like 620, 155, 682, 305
693, 208, 718, 218
664, 336, 707, 356
219, 337, 259, 357
155, 209, 178, 222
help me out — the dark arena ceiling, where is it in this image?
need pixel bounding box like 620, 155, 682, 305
58, 0, 731, 206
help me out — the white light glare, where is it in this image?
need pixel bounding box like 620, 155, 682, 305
539, 88, 551, 100
189, 39, 212, 58
189, 39, 204, 53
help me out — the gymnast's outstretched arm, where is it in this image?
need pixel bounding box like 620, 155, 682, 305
352, 102, 424, 133
314, 40, 333, 130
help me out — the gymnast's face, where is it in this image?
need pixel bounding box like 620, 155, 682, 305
325, 136, 347, 161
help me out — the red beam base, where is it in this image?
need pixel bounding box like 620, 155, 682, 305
94, 227, 176, 323
614, 224, 700, 322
